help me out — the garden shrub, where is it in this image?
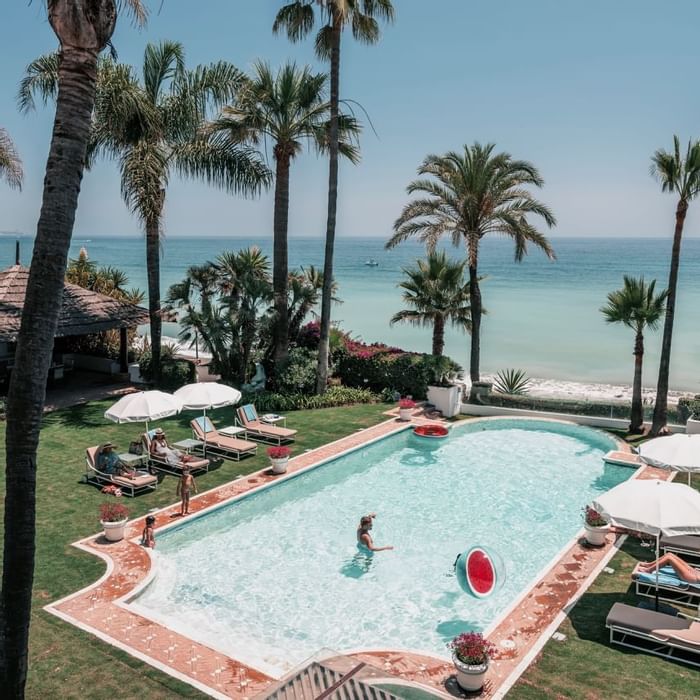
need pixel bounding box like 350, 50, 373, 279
677, 395, 700, 422
139, 348, 196, 391
240, 386, 378, 412
272, 347, 318, 395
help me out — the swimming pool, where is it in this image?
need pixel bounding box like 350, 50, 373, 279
129, 419, 628, 676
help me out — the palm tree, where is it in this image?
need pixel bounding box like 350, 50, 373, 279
273, 0, 395, 393
390, 251, 473, 356
2, 3, 146, 696
386, 143, 556, 401
0, 127, 23, 190
20, 42, 270, 385
206, 60, 359, 372
601, 276, 668, 433
649, 136, 700, 435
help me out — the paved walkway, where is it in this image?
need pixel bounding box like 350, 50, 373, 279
46, 411, 668, 699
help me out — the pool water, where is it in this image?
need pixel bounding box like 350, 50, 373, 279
130, 419, 627, 676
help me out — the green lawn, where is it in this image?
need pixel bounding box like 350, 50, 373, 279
510, 472, 700, 700
0, 399, 390, 698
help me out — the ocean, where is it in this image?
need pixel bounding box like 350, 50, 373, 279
3, 235, 699, 392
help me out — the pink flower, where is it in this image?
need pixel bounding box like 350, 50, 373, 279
267, 446, 292, 459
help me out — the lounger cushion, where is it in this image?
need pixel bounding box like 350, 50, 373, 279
661, 535, 700, 552
247, 420, 297, 438
113, 474, 157, 488
204, 434, 257, 452
651, 622, 700, 644
606, 602, 690, 635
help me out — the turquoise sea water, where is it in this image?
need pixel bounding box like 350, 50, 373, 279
130, 419, 624, 676
3, 235, 699, 389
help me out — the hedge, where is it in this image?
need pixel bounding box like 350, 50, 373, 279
239, 386, 379, 412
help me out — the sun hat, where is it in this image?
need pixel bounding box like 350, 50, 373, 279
101, 441, 117, 450
154, 428, 165, 436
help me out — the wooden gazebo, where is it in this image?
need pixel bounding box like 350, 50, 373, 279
0, 264, 149, 375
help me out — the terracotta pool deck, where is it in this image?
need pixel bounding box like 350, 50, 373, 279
46, 411, 670, 699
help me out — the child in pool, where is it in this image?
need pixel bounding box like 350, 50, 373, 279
356, 512, 393, 552
142, 515, 156, 548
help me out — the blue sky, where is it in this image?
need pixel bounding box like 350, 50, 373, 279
1, 0, 700, 238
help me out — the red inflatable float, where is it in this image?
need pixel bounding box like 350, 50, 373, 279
412, 424, 449, 439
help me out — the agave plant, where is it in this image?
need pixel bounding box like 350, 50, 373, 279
493, 369, 532, 396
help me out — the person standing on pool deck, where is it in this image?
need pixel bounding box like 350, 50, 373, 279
357, 513, 393, 551
176, 467, 197, 516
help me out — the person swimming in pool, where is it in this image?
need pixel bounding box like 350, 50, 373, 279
357, 512, 393, 552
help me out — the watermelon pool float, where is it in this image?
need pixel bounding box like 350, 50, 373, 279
455, 546, 498, 598
412, 424, 449, 439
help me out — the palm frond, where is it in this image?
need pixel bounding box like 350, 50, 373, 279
0, 127, 23, 190
143, 40, 185, 103
273, 1, 316, 41
17, 52, 60, 113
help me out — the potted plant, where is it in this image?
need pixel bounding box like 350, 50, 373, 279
398, 397, 416, 421
582, 505, 609, 546
683, 397, 700, 435
426, 355, 462, 418
100, 502, 129, 542
267, 445, 292, 474
449, 631, 495, 692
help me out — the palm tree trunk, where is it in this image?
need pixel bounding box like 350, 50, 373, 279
467, 264, 482, 402
1, 42, 101, 697
315, 16, 342, 395
630, 328, 645, 433
432, 314, 445, 356
651, 199, 687, 435
273, 150, 291, 372
145, 196, 164, 386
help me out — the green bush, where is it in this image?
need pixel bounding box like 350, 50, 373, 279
240, 386, 379, 412
678, 396, 700, 422
138, 349, 196, 391
272, 348, 318, 395
336, 351, 461, 399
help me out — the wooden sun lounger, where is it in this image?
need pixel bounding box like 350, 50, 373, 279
236, 405, 297, 445
141, 431, 210, 476
190, 417, 257, 462
603, 450, 642, 468
606, 602, 700, 668
85, 446, 157, 497
662, 535, 700, 567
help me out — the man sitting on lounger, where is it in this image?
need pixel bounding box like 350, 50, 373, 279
97, 442, 136, 477
636, 552, 700, 584
151, 428, 199, 467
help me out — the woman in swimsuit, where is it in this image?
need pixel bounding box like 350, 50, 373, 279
357, 512, 393, 552
637, 552, 700, 583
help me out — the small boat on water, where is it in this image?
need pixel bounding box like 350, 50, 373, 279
364, 259, 379, 266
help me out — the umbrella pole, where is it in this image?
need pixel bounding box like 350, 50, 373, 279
655, 534, 660, 612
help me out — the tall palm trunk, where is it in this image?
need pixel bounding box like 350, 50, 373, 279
315, 16, 342, 394
145, 194, 164, 385
467, 264, 482, 401
630, 327, 645, 433
432, 314, 445, 356
651, 199, 687, 435
1, 9, 111, 690
273, 148, 291, 371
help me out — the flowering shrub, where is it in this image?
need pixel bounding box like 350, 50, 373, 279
99, 502, 129, 523
449, 632, 495, 665
399, 398, 416, 409
583, 505, 607, 527
267, 446, 292, 460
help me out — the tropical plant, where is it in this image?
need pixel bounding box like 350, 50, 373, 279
0, 127, 23, 190
386, 143, 556, 402
390, 251, 473, 356
493, 368, 532, 396
601, 276, 667, 433
648, 136, 700, 435
207, 61, 359, 372
20, 41, 270, 385
449, 632, 495, 666
274, 0, 395, 394
3, 3, 147, 696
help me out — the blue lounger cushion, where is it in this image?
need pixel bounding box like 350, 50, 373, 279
194, 415, 216, 434
635, 566, 700, 590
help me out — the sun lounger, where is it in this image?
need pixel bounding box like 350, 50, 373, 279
236, 404, 297, 445
606, 602, 700, 668
632, 563, 700, 607
190, 416, 258, 461
662, 535, 700, 567
142, 430, 210, 475
603, 450, 642, 468
85, 446, 157, 497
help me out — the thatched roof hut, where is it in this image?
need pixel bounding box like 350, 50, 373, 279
0, 264, 149, 342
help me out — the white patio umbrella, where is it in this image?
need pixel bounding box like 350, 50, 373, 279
639, 434, 700, 485
104, 390, 183, 432
592, 479, 700, 608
